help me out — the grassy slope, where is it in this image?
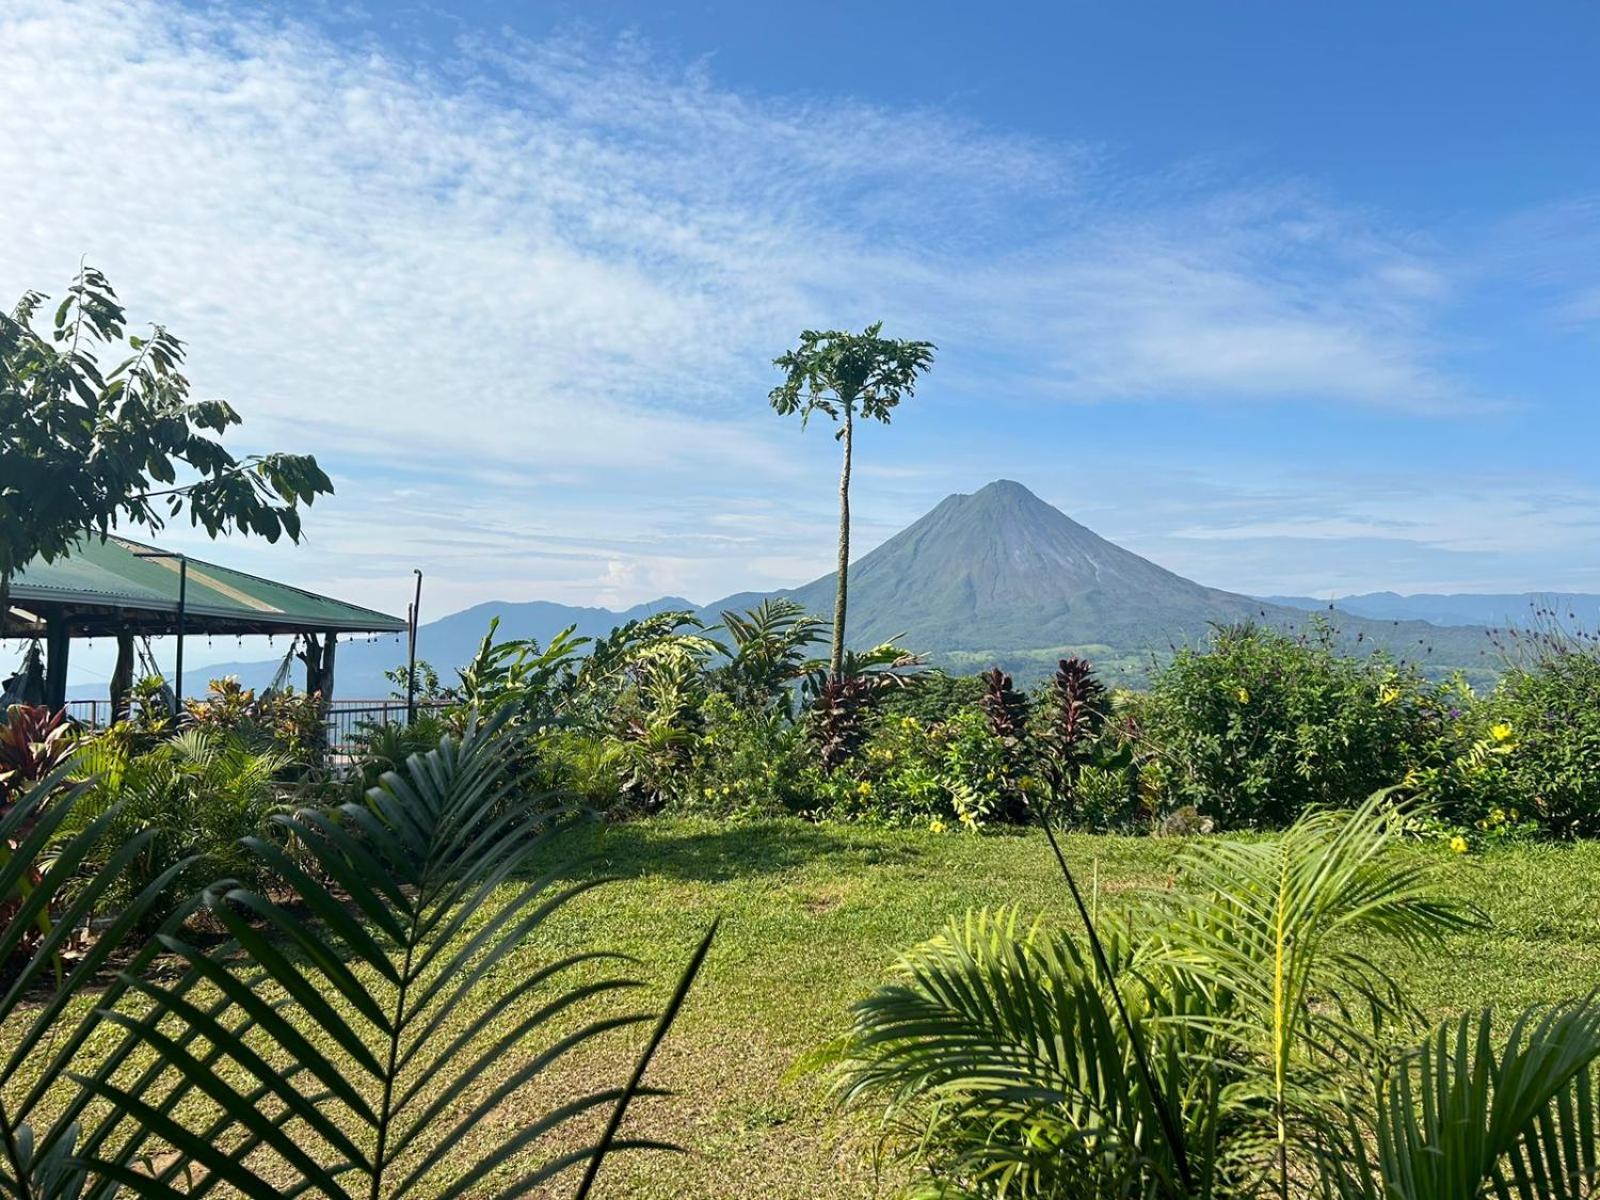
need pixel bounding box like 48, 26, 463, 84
523, 819, 1600, 1198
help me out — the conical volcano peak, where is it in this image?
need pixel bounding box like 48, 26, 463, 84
973, 478, 1036, 498
962, 478, 1057, 512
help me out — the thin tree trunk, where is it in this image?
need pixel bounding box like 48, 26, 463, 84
0, 571, 9, 646
831, 406, 852, 680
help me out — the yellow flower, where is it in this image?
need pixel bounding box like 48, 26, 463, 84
1449, 835, 1469, 855
1236, 687, 1250, 704
1379, 685, 1402, 706
1490, 722, 1513, 742
857, 780, 873, 797
928, 817, 947, 834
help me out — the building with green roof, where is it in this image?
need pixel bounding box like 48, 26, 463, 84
3, 535, 407, 711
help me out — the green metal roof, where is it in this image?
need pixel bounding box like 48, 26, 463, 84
6, 536, 407, 637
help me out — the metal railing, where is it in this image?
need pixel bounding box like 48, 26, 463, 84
59, 697, 449, 756
322, 700, 449, 754
64, 699, 113, 728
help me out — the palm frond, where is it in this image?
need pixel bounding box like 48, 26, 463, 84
829, 908, 1226, 1199
1147, 794, 1485, 1194
69, 708, 714, 1199
1336, 995, 1600, 1200
0, 767, 195, 1200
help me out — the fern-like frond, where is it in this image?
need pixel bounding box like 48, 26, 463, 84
0, 768, 195, 1200
70, 709, 713, 1199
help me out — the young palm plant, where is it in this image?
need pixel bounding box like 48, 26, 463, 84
60, 709, 714, 1198
1332, 996, 1600, 1200
827, 907, 1231, 1199
1149, 796, 1485, 1196
709, 598, 828, 717
826, 796, 1600, 1200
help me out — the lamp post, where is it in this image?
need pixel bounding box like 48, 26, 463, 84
406, 568, 423, 725
134, 549, 188, 711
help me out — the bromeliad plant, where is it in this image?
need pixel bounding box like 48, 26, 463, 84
828, 795, 1600, 1199
0, 705, 75, 810
0, 709, 714, 1200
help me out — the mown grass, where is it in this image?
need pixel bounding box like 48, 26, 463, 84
9, 819, 1599, 1198
518, 819, 1600, 1198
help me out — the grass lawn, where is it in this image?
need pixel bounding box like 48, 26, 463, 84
519, 818, 1600, 1198
10, 818, 1599, 1198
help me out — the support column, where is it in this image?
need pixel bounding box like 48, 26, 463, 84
109, 632, 135, 722
44, 617, 69, 712
321, 633, 336, 704
298, 633, 337, 702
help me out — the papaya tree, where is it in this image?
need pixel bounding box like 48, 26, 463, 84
769, 323, 934, 679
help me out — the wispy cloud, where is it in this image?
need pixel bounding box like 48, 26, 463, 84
0, 0, 1559, 615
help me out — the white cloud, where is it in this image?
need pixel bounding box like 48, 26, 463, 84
0, 0, 1537, 616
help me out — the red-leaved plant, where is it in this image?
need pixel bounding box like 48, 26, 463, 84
0, 704, 75, 813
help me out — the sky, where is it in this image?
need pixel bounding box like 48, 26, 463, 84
4, 0, 1600, 687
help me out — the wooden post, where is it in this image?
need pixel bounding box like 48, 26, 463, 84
321, 632, 336, 705
110, 631, 135, 722
300, 632, 320, 696
44, 616, 69, 712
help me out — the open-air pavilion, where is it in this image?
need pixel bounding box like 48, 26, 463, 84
2, 535, 408, 715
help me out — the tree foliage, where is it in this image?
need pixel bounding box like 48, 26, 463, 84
0, 266, 332, 593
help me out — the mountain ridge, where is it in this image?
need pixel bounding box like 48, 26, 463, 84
1263, 590, 1600, 628
119, 480, 1504, 697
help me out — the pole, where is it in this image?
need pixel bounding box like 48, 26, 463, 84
174, 557, 188, 711
406, 568, 422, 724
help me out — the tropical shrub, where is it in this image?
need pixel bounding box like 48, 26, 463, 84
184, 675, 327, 764
880, 671, 986, 725
1393, 674, 1524, 844
677, 693, 812, 818
805, 642, 924, 772
0, 704, 75, 806
64, 725, 290, 917
976, 668, 1031, 820
827, 796, 1600, 1200
938, 708, 1027, 830
807, 712, 951, 825
1487, 650, 1600, 836
1133, 622, 1427, 828
345, 710, 450, 793
707, 597, 827, 717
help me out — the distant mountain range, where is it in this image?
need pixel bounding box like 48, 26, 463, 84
1263, 591, 1600, 629
142, 479, 1528, 699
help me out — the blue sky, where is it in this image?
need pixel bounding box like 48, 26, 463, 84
3, 0, 1599, 671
